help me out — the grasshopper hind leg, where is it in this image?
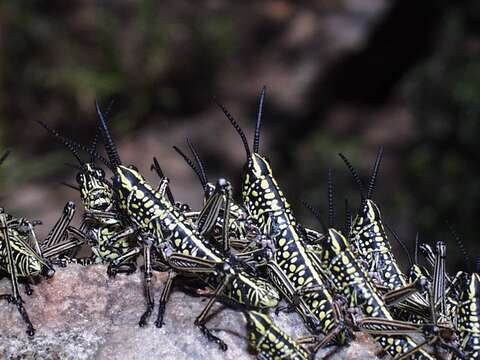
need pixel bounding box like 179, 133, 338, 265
193, 274, 233, 351
155, 270, 175, 328
1, 293, 35, 336
139, 243, 154, 327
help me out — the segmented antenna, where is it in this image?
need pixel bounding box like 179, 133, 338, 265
384, 223, 413, 268
150, 157, 175, 204
446, 221, 471, 272
173, 145, 205, 188
96, 101, 121, 167
338, 153, 365, 200
344, 198, 352, 237
71, 138, 113, 171
327, 168, 335, 228
36, 120, 85, 166
366, 146, 384, 199
0, 149, 11, 165
215, 99, 252, 161
253, 86, 266, 154
414, 232, 419, 264
302, 200, 328, 234
186, 138, 208, 187
150, 157, 165, 178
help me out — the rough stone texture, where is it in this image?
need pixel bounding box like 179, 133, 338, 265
0, 265, 381, 359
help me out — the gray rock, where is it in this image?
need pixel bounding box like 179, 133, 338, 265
0, 265, 381, 359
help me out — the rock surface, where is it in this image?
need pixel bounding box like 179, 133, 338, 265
0, 265, 381, 359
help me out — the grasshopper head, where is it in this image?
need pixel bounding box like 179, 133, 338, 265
77, 163, 112, 212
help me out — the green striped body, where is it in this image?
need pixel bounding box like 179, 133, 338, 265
246, 311, 310, 360
0, 216, 50, 278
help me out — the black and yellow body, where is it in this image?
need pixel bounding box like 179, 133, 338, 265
113, 164, 279, 308
351, 199, 412, 292
457, 272, 480, 360
319, 228, 435, 359
242, 155, 341, 338
219, 89, 345, 342
340, 150, 430, 316
246, 311, 310, 360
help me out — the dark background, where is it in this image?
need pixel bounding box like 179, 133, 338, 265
1, 1, 479, 272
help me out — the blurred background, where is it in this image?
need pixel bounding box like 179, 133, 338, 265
0, 0, 479, 272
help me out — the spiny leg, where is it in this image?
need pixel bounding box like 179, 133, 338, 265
42, 234, 86, 260
0, 213, 35, 336
383, 278, 428, 307
194, 273, 233, 351
432, 241, 447, 324
220, 181, 232, 254
139, 242, 154, 327
107, 247, 141, 277
42, 201, 76, 252
105, 226, 137, 247
155, 270, 176, 328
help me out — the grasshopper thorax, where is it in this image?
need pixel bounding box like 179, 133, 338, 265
112, 165, 148, 203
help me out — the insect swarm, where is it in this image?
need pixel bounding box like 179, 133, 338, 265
88, 102, 281, 351
306, 169, 436, 360
1, 85, 477, 360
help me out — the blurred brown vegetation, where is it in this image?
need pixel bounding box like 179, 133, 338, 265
0, 0, 479, 271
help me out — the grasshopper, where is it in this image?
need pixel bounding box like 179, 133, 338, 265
339, 149, 430, 318
1, 202, 77, 335
219, 87, 349, 347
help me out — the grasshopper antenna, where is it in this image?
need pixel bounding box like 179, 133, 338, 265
366, 146, 384, 199
253, 86, 266, 154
